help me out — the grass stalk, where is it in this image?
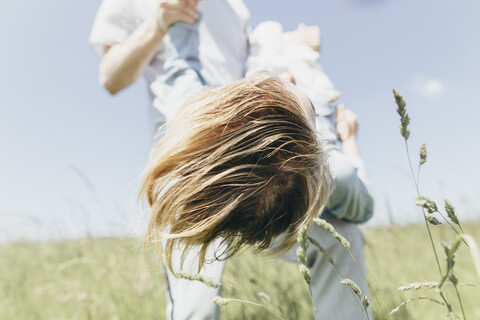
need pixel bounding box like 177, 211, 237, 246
308, 287, 319, 320
214, 277, 288, 320
438, 291, 456, 320
347, 251, 389, 320
312, 219, 388, 319
308, 236, 370, 319
390, 296, 444, 315
453, 281, 467, 320
436, 211, 463, 236
213, 296, 286, 320
406, 141, 460, 318
405, 141, 443, 275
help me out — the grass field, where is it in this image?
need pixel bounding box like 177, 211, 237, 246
2, 223, 479, 319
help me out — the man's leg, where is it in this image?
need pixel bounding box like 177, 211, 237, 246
282, 219, 371, 320
165, 238, 226, 320
150, 18, 224, 320
281, 149, 373, 319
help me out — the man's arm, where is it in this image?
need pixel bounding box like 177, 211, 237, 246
99, 0, 200, 95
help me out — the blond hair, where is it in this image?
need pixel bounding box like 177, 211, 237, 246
140, 73, 332, 273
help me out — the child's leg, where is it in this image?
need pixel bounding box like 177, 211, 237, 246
150, 17, 208, 124
283, 38, 340, 149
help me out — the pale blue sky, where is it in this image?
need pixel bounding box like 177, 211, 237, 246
1, 0, 480, 241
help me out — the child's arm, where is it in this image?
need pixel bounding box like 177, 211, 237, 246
322, 106, 374, 223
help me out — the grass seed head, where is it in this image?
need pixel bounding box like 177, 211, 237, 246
296, 246, 307, 265
211, 296, 230, 306
444, 200, 460, 225
398, 281, 438, 291
177, 272, 221, 289
313, 218, 351, 252
297, 224, 309, 252
298, 264, 311, 285
420, 143, 427, 165
393, 89, 411, 140
426, 216, 441, 225
362, 296, 370, 309
341, 278, 362, 298
308, 236, 335, 266
415, 196, 438, 213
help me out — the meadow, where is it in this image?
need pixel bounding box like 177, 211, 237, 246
2, 222, 479, 319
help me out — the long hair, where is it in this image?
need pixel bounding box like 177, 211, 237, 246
140, 73, 332, 273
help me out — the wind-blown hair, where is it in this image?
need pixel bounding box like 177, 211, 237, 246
140, 73, 332, 272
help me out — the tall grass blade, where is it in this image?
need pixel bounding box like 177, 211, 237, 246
462, 235, 480, 282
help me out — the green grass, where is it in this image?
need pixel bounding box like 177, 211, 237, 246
1, 223, 479, 319
364, 223, 480, 320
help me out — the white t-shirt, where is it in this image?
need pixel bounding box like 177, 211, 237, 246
89, 0, 250, 135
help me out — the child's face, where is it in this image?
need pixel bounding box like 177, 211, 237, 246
278, 73, 316, 127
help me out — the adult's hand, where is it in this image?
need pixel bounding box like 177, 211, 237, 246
154, 0, 200, 33
99, 0, 200, 94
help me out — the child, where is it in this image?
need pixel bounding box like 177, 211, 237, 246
142, 18, 373, 320
142, 18, 332, 272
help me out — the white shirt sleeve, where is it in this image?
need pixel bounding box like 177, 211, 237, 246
88, 0, 136, 56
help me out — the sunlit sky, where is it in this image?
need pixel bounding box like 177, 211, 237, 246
1, 0, 480, 241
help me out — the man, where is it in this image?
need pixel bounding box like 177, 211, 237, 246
89, 0, 250, 143
90, 2, 374, 319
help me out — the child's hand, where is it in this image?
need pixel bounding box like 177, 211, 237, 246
336, 104, 357, 142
